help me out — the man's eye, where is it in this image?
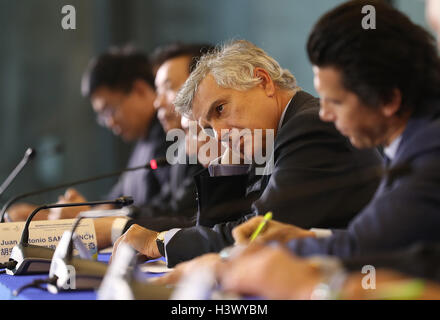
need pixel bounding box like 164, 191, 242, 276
216, 104, 224, 113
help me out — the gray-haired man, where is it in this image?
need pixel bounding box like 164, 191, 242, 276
111, 40, 382, 266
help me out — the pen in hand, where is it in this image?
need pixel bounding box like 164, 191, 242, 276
249, 211, 273, 242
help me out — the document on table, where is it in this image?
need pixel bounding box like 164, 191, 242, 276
140, 259, 173, 273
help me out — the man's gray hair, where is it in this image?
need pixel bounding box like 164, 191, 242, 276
174, 40, 299, 116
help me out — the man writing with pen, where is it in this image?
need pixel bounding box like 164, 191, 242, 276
154, 0, 440, 300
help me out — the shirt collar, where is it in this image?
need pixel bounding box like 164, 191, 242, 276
278, 97, 293, 133
384, 135, 402, 161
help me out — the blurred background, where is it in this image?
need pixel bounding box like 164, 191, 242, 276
0, 0, 434, 204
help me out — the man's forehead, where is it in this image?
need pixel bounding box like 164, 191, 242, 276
192, 74, 220, 117
314, 67, 343, 86
156, 57, 190, 85
91, 87, 110, 104
155, 64, 169, 86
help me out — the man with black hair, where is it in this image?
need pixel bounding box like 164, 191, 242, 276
6, 47, 169, 222
162, 0, 440, 300
233, 0, 440, 258
100, 43, 215, 248
7, 44, 222, 250
80, 47, 169, 209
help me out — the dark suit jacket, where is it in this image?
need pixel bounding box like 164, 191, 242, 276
287, 104, 440, 258
164, 91, 382, 267
124, 160, 204, 231
342, 242, 440, 283
107, 116, 170, 207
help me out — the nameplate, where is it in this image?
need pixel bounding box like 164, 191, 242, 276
0, 219, 97, 263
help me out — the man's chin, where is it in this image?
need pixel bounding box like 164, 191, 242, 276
349, 136, 374, 149
120, 132, 137, 142
160, 120, 182, 133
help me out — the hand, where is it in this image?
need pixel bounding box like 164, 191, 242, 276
232, 216, 315, 245
152, 253, 222, 286
110, 224, 160, 263
6, 203, 40, 221
218, 244, 322, 299
48, 188, 89, 220
93, 217, 119, 249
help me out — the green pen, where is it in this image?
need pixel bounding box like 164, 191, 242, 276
249, 211, 273, 242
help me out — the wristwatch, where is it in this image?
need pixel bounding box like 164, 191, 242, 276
156, 231, 167, 256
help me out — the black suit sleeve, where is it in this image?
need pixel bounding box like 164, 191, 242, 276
286, 155, 440, 258
341, 242, 440, 283
124, 215, 196, 232
165, 214, 253, 267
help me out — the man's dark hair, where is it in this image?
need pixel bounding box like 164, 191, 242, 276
81, 46, 155, 97
150, 42, 214, 75
307, 0, 440, 114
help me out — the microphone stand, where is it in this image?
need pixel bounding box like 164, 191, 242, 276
97, 243, 173, 300
0, 158, 167, 222
0, 148, 36, 199
5, 197, 133, 276
47, 204, 136, 293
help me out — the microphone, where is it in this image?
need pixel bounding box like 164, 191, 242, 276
46, 201, 136, 294
0, 157, 168, 222
97, 243, 173, 300
4, 196, 134, 276
0, 148, 36, 199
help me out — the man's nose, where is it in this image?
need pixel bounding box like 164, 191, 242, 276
198, 119, 218, 139
153, 93, 166, 111
105, 116, 117, 129
319, 102, 336, 122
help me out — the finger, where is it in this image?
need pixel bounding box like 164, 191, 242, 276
253, 228, 281, 244
232, 217, 264, 244
66, 188, 84, 202
220, 264, 248, 293
232, 217, 263, 242
152, 270, 181, 285
136, 253, 149, 264
110, 236, 123, 264
216, 260, 232, 279
64, 188, 75, 200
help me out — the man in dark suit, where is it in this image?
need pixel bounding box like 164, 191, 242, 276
109, 44, 214, 234
5, 47, 170, 221
111, 40, 382, 266
159, 0, 440, 300
94, 43, 215, 248
232, 0, 440, 259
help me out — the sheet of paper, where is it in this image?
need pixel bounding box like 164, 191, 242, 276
140, 259, 173, 273
99, 247, 113, 254
0, 218, 97, 263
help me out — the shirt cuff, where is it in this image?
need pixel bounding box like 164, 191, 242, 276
111, 217, 130, 244
163, 228, 182, 264
310, 228, 333, 238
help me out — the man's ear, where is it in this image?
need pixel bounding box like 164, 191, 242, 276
254, 68, 276, 97
382, 88, 402, 117
132, 79, 154, 97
